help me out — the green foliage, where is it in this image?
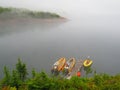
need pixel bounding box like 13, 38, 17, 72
0, 6, 61, 19
1, 86, 17, 90
70, 76, 89, 90
31, 68, 36, 78
0, 7, 11, 14
10, 86, 17, 90
16, 58, 28, 82
1, 59, 120, 90
1, 58, 28, 89
1, 66, 11, 86
10, 70, 22, 89
93, 74, 104, 86
84, 66, 93, 77
27, 11, 60, 18
102, 74, 120, 90
28, 71, 52, 90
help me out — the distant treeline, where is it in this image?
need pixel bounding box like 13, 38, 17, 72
0, 58, 120, 90
0, 6, 61, 19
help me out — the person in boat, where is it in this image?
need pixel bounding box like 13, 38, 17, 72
86, 60, 90, 64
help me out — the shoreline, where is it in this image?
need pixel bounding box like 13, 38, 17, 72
0, 17, 67, 22
0, 17, 68, 25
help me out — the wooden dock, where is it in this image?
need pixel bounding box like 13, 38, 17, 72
65, 60, 84, 79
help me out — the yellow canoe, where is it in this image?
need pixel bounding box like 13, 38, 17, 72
83, 59, 93, 67
53, 57, 66, 71
64, 58, 76, 73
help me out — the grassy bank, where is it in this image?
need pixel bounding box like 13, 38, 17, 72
0, 6, 61, 19
0, 58, 120, 90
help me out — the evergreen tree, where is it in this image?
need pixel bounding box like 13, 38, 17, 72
16, 58, 28, 82
32, 68, 36, 78
11, 70, 21, 89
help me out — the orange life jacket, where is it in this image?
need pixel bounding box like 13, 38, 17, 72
77, 71, 81, 77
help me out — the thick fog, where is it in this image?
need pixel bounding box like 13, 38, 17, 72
0, 0, 120, 18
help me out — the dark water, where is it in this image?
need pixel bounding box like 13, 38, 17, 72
0, 15, 120, 77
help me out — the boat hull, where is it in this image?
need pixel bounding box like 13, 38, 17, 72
83, 59, 93, 67
64, 58, 76, 73
52, 57, 66, 72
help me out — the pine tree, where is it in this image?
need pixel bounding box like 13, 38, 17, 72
11, 70, 21, 89
16, 58, 28, 82
32, 68, 36, 78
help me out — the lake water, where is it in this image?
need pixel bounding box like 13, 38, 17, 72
0, 14, 120, 77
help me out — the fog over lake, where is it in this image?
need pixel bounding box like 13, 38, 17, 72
0, 0, 120, 77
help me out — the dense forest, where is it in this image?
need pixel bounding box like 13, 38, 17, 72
0, 6, 61, 19
0, 58, 120, 90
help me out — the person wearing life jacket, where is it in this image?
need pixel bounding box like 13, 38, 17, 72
77, 71, 81, 77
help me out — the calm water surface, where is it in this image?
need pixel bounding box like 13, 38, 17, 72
0, 15, 120, 77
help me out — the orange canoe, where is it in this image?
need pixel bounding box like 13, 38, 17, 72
53, 57, 66, 72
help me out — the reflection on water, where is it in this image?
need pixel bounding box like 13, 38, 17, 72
0, 18, 65, 36
0, 15, 120, 78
